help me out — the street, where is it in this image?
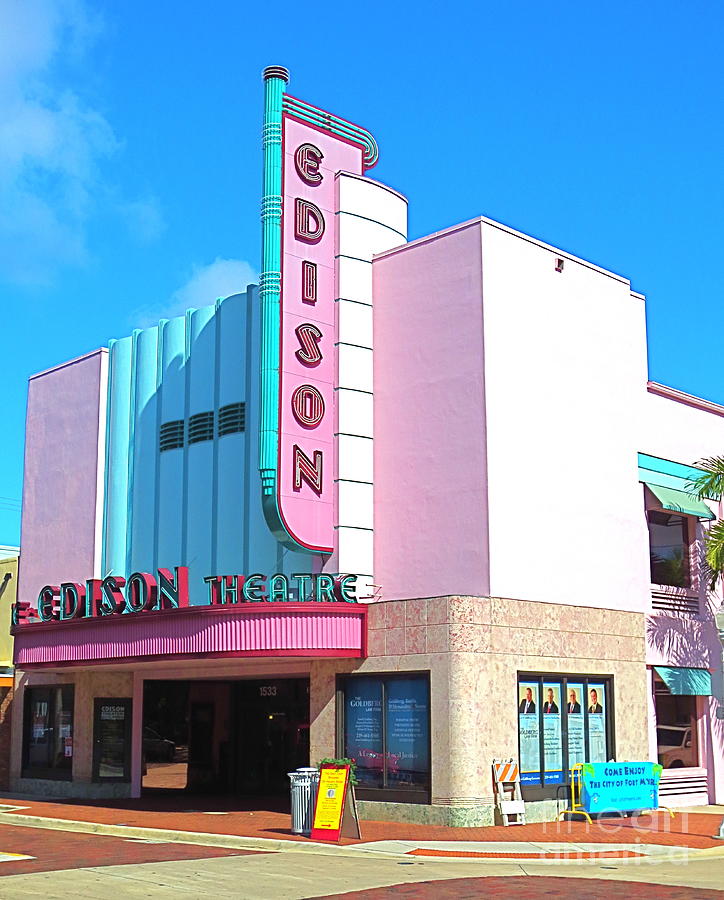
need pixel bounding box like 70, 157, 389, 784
0, 823, 722, 899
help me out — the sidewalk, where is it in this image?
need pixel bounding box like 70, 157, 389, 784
0, 794, 722, 861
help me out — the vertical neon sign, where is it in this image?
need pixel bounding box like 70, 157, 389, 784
259, 66, 378, 553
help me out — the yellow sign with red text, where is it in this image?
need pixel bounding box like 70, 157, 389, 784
310, 765, 349, 842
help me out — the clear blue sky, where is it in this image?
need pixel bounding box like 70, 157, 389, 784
1, 0, 723, 544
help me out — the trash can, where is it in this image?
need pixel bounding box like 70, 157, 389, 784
288, 767, 319, 835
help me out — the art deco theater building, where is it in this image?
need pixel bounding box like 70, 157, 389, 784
10, 67, 724, 825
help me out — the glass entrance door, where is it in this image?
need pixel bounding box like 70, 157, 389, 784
233, 678, 310, 794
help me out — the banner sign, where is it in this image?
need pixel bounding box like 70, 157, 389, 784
580, 761, 662, 814
12, 569, 360, 626
310, 765, 351, 843
258, 67, 378, 554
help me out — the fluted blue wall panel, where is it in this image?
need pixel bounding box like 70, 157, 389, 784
156, 316, 186, 572
129, 326, 159, 574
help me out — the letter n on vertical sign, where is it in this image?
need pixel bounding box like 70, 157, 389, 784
278, 107, 365, 552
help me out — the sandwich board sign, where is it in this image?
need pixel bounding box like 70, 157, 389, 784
310, 764, 361, 842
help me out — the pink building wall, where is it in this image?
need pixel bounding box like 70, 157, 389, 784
639, 383, 724, 803
639, 384, 724, 674
373, 217, 652, 611
17, 350, 107, 608
373, 220, 490, 600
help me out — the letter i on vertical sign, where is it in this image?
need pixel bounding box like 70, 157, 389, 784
302, 261, 317, 304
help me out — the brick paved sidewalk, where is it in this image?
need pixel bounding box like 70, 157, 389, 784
1, 793, 722, 851
312, 876, 724, 899
0, 822, 263, 878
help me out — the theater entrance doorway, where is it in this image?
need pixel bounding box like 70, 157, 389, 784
141, 677, 310, 796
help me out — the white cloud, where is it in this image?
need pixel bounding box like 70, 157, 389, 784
0, 0, 162, 286
131, 258, 259, 327
120, 197, 166, 244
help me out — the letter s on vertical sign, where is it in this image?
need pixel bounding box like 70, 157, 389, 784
295, 323, 323, 366
295, 143, 324, 185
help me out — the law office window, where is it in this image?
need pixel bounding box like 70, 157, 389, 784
339, 674, 430, 803
517, 674, 614, 796
647, 510, 691, 588
23, 685, 74, 779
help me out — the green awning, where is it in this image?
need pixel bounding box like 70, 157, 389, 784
654, 666, 712, 696
644, 483, 715, 520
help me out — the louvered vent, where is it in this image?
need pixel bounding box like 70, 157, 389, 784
159, 420, 184, 452
188, 411, 215, 444
218, 402, 246, 437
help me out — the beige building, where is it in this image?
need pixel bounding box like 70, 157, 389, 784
0, 551, 18, 790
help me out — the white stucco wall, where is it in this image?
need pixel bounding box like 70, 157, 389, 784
480, 219, 652, 612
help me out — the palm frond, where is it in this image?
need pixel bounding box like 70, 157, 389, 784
703, 519, 724, 590
689, 456, 724, 500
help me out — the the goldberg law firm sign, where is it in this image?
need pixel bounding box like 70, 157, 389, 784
11, 568, 360, 626
259, 66, 378, 554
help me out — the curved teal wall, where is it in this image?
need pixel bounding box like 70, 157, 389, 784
102, 285, 310, 604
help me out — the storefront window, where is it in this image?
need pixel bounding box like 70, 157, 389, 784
648, 511, 690, 588
654, 675, 700, 769
341, 674, 430, 802
23, 685, 74, 779
517, 674, 613, 792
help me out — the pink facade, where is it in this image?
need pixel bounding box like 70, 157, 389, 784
373, 221, 490, 600
18, 351, 106, 606
13, 603, 366, 667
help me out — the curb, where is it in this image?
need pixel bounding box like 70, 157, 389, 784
0, 813, 364, 857
0, 812, 720, 865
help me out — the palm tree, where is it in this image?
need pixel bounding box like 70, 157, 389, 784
691, 457, 724, 589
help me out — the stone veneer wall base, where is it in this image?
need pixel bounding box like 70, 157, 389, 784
358, 798, 566, 827
10, 778, 132, 800
357, 800, 495, 827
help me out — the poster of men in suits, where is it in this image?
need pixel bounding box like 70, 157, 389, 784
588, 683, 607, 761
542, 683, 562, 782
518, 682, 540, 783
567, 682, 585, 766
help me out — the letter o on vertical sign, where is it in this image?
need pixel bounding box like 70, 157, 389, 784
292, 384, 325, 428
295, 143, 324, 185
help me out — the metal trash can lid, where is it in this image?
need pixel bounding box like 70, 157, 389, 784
296, 767, 319, 773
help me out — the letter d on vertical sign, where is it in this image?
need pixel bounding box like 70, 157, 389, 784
295, 199, 325, 244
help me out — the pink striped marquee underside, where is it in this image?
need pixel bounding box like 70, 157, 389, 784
13, 603, 366, 667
